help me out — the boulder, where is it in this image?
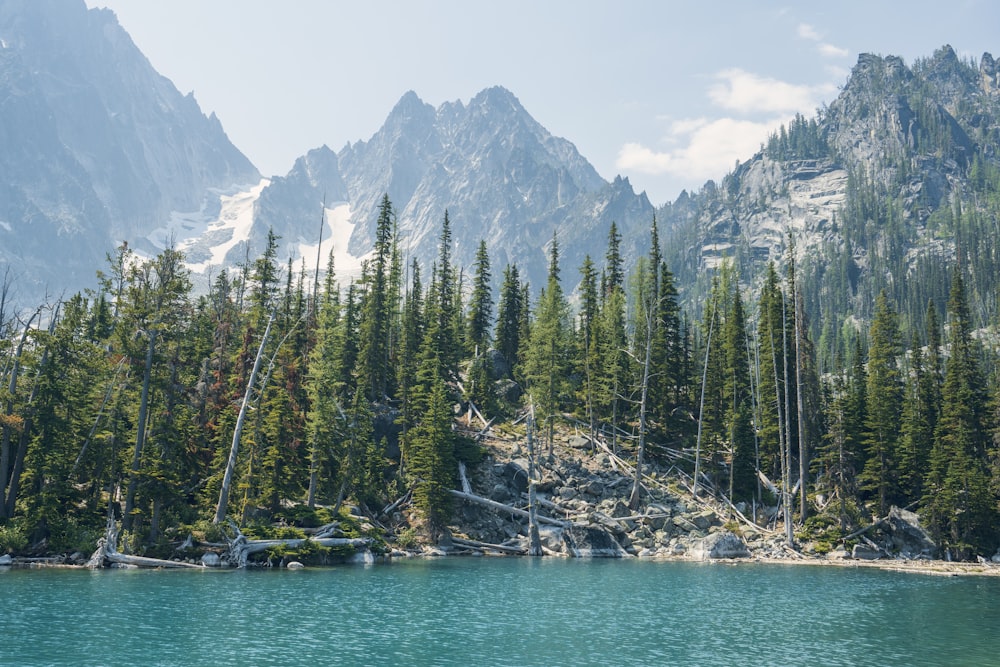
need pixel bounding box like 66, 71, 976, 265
555, 486, 577, 500
0, 554, 11, 566
562, 525, 626, 558
690, 510, 719, 531
538, 525, 565, 554
851, 544, 883, 560
691, 531, 750, 560
502, 459, 530, 495
201, 552, 221, 567
884, 506, 937, 559
286, 561, 305, 570
568, 436, 590, 450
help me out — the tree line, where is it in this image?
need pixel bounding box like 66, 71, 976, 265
1, 193, 999, 559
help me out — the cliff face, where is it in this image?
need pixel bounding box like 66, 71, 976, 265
658, 46, 1000, 364
0, 0, 258, 300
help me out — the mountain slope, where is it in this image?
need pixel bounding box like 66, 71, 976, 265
220, 86, 655, 292
0, 0, 258, 301
659, 45, 1000, 368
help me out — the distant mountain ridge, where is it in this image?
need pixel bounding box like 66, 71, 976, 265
3, 0, 999, 349
657, 44, 1000, 367
0, 0, 258, 302
225, 86, 655, 292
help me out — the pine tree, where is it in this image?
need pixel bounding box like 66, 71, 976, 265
602, 222, 624, 298
859, 291, 904, 516
577, 255, 600, 441
306, 252, 342, 507
494, 264, 523, 379
923, 269, 996, 558
723, 287, 755, 503
356, 195, 396, 402
524, 233, 572, 460
466, 240, 493, 356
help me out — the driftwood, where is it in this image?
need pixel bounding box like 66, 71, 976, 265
223, 520, 370, 568
458, 461, 473, 494
451, 536, 526, 555
520, 493, 570, 516
380, 489, 413, 517
88, 518, 201, 569
843, 515, 889, 542
449, 489, 570, 527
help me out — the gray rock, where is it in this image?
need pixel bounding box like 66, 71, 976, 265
0, 554, 12, 566
692, 531, 750, 560
562, 525, 626, 558
201, 552, 221, 567
851, 544, 883, 560
568, 436, 590, 450
538, 526, 565, 554
489, 483, 511, 503
673, 516, 699, 533
607, 499, 631, 519
690, 510, 718, 531
286, 561, 305, 569
884, 506, 937, 559
503, 459, 530, 495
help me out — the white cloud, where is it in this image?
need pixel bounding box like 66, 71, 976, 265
709, 69, 830, 114
617, 116, 786, 184
797, 23, 821, 41
796, 21, 848, 59
818, 42, 849, 58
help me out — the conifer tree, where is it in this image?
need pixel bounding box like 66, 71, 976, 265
524, 233, 572, 459
923, 269, 996, 557
860, 290, 903, 517
723, 287, 755, 502
357, 195, 396, 402
494, 264, 523, 379
466, 240, 493, 356
577, 255, 600, 441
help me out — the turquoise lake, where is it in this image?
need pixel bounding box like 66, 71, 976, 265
2, 558, 998, 666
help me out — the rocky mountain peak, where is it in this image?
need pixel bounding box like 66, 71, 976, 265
0, 0, 258, 303
981, 52, 1000, 94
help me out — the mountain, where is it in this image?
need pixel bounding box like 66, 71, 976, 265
191, 86, 655, 293
658, 45, 1000, 369
0, 0, 258, 302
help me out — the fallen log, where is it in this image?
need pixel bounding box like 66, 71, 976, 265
520, 493, 570, 516
451, 536, 526, 555
380, 489, 412, 517
448, 489, 570, 527
88, 519, 201, 569
223, 521, 371, 567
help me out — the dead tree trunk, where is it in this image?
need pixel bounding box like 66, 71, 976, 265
0, 307, 40, 520
630, 295, 655, 510
4, 305, 57, 518
526, 408, 542, 556
214, 310, 275, 524
123, 328, 158, 531
448, 489, 570, 527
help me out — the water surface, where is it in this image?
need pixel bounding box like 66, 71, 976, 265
2, 558, 996, 666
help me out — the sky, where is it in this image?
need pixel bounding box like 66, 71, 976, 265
84, 0, 998, 206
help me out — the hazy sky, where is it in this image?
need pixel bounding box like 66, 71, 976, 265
85, 1, 997, 205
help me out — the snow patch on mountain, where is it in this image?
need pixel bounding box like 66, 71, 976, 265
293, 203, 368, 281
176, 179, 269, 274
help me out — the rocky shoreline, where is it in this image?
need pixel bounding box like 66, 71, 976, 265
4, 426, 1000, 577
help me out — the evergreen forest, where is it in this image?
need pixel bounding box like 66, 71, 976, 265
3, 179, 1000, 562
